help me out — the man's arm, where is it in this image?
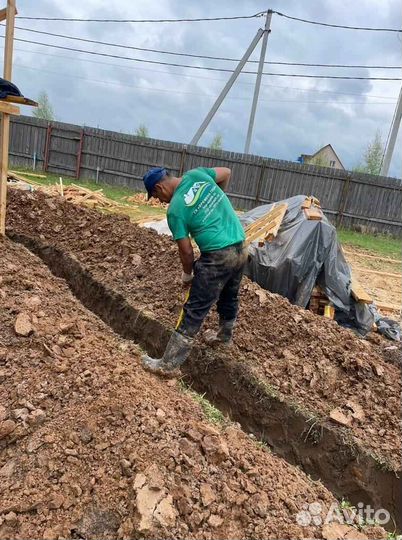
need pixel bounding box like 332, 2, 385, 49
212, 167, 231, 192
177, 237, 194, 277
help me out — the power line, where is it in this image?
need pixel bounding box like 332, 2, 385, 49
11, 62, 396, 105
2, 35, 401, 80
8, 45, 398, 100
9, 25, 401, 70
16, 12, 266, 23
273, 10, 402, 33
14, 10, 402, 32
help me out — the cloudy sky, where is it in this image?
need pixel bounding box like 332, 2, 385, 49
2, 0, 402, 177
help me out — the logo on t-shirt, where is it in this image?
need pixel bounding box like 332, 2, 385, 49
184, 181, 211, 207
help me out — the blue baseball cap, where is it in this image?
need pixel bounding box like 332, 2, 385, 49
143, 167, 168, 199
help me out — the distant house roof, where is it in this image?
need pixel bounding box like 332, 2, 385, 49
304, 144, 345, 169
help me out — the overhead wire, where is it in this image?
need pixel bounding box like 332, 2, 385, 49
14, 10, 402, 32
10, 62, 396, 105
1, 35, 400, 80
272, 10, 402, 33
8, 45, 398, 101
15, 12, 267, 23
7, 25, 401, 69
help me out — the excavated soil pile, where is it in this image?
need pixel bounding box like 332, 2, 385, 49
6, 189, 401, 470
2, 237, 384, 540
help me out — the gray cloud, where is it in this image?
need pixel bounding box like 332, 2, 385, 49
7, 0, 402, 177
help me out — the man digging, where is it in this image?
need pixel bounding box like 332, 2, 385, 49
141, 166, 248, 375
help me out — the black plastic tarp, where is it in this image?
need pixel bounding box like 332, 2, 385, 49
240, 195, 375, 335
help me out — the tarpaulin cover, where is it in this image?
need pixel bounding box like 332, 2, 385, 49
239, 195, 375, 335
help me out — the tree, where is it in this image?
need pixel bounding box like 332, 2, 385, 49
209, 133, 223, 150
355, 131, 384, 175
33, 91, 55, 120
135, 124, 149, 138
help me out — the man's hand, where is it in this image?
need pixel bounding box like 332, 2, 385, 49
181, 271, 193, 289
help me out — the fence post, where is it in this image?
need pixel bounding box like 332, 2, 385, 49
43, 123, 52, 172
255, 163, 266, 205
76, 129, 84, 179
179, 145, 187, 176
336, 172, 352, 228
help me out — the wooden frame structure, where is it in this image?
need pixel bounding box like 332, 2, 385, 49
0, 0, 16, 235
0, 0, 36, 236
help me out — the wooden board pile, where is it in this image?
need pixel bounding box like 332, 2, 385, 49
125, 192, 168, 209
7, 171, 121, 210
302, 196, 323, 220
43, 184, 119, 209
309, 286, 335, 318
244, 203, 288, 246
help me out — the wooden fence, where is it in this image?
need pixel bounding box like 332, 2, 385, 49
9, 115, 402, 237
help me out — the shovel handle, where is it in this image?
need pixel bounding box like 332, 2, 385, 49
175, 288, 191, 330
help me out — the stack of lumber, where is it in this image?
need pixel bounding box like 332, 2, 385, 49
46, 184, 119, 209
309, 286, 335, 318
245, 203, 288, 246
302, 196, 323, 220
8, 172, 120, 210
125, 192, 168, 209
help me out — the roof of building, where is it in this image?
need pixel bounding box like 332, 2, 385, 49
307, 144, 345, 168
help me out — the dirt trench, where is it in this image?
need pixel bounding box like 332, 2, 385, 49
10, 231, 401, 531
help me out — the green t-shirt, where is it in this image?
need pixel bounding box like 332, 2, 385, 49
167, 167, 245, 252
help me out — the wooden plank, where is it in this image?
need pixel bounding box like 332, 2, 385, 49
0, 0, 16, 236
266, 204, 288, 242
304, 206, 323, 220
343, 249, 401, 264
3, 0, 15, 82
7, 170, 31, 183
301, 196, 321, 209
4, 95, 37, 106
351, 278, 373, 304
9, 169, 46, 179
0, 101, 20, 115
0, 113, 10, 234
245, 203, 288, 245
354, 268, 401, 279
244, 203, 288, 234
246, 219, 278, 245
0, 5, 17, 22
375, 301, 401, 312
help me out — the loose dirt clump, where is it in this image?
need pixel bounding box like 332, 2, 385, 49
3, 237, 382, 540
6, 189, 401, 470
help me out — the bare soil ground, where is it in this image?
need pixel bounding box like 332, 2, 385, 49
3, 237, 387, 540
6, 190, 401, 471
344, 248, 401, 310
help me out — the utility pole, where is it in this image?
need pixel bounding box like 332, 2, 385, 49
0, 0, 16, 235
244, 9, 272, 154
380, 86, 402, 177
190, 27, 265, 146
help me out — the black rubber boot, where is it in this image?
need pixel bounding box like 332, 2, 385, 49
204, 319, 235, 346
142, 331, 193, 376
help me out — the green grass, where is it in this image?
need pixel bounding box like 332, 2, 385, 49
11, 168, 167, 222
340, 498, 354, 510
178, 380, 225, 425
387, 532, 402, 540
337, 229, 402, 259
256, 440, 271, 453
